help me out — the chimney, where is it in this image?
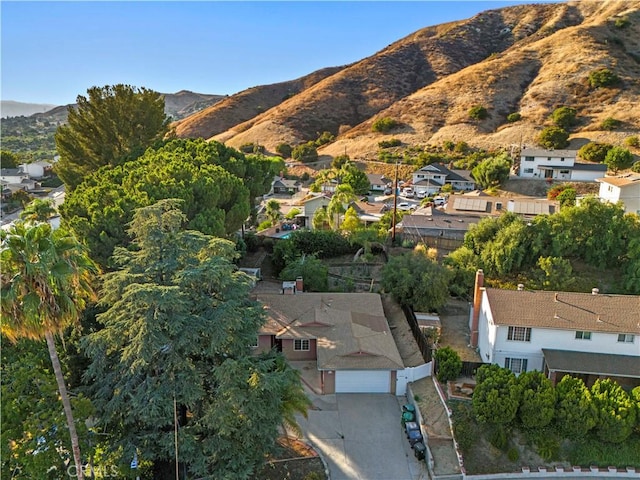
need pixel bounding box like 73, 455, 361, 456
470, 269, 484, 347
592, 288, 599, 295
517, 284, 524, 291
296, 276, 304, 294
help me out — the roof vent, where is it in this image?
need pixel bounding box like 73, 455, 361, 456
517, 284, 524, 291
592, 288, 599, 295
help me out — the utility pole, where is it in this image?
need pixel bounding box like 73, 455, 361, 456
391, 160, 399, 244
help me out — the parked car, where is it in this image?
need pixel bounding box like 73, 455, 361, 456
402, 187, 414, 198
433, 196, 446, 206
416, 191, 426, 199
397, 202, 416, 211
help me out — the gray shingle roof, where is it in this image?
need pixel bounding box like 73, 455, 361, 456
257, 293, 404, 370
485, 288, 640, 334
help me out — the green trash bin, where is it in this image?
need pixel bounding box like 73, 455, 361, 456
401, 410, 415, 426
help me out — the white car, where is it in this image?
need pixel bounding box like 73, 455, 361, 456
397, 202, 416, 211
433, 196, 446, 206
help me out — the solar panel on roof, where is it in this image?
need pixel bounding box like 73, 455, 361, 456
453, 197, 488, 212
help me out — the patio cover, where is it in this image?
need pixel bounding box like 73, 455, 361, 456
542, 349, 640, 378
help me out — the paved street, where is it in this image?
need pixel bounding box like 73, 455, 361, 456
296, 393, 427, 480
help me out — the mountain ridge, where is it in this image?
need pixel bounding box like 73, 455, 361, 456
172, 0, 640, 159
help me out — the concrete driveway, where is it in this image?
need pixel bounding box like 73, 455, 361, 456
296, 393, 427, 480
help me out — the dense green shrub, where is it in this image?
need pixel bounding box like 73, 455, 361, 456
434, 346, 462, 383
604, 146, 634, 173
614, 16, 630, 28
624, 136, 639, 148
507, 112, 521, 122
271, 229, 356, 274
315, 131, 335, 147
292, 142, 318, 163
371, 117, 399, 133
588, 68, 619, 88
538, 126, 569, 149
275, 143, 292, 158
378, 138, 402, 148
454, 141, 469, 153
280, 254, 328, 292
468, 105, 489, 120
551, 106, 577, 130
442, 140, 455, 151
601, 117, 622, 130
239, 142, 264, 154
578, 142, 613, 162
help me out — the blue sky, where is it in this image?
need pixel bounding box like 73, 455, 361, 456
2, 1, 559, 105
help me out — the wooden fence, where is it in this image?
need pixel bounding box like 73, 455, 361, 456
401, 305, 433, 363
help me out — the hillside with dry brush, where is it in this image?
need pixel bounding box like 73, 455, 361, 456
173, 1, 640, 160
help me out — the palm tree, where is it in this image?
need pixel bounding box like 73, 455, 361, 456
1, 222, 98, 480
327, 184, 357, 230
20, 198, 57, 223
265, 199, 282, 227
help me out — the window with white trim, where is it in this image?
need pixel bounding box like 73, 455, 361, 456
524, 156, 534, 162
507, 326, 531, 342
575, 331, 591, 340
294, 339, 310, 351
617, 334, 635, 343
524, 168, 534, 174
250, 336, 259, 348
505, 357, 528, 374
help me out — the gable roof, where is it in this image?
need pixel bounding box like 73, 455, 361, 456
485, 288, 640, 334
366, 173, 391, 185
520, 148, 577, 158
597, 173, 640, 187
257, 293, 404, 370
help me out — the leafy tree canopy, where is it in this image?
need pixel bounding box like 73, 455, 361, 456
55, 84, 170, 190
554, 375, 597, 440
472, 364, 521, 426
380, 249, 451, 311
591, 378, 637, 443
279, 254, 328, 292
578, 142, 613, 163
83, 200, 308, 479
517, 371, 556, 429
471, 153, 511, 189
538, 126, 569, 149
61, 139, 282, 267
604, 146, 634, 173
550, 106, 577, 130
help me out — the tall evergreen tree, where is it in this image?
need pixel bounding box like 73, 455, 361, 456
84, 200, 308, 479
55, 84, 170, 190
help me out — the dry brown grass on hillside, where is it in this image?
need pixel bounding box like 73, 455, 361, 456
175, 1, 640, 159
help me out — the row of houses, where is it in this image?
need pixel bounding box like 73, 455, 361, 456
1, 161, 53, 200
249, 275, 639, 395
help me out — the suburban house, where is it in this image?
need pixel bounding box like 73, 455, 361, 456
470, 270, 640, 388
297, 193, 331, 229
596, 173, 640, 215
412, 163, 475, 196
254, 290, 405, 394
366, 173, 392, 192
19, 161, 53, 179
397, 206, 478, 252
347, 200, 387, 226
0, 168, 41, 193
397, 192, 559, 252
271, 176, 301, 195
444, 192, 558, 217
518, 148, 607, 181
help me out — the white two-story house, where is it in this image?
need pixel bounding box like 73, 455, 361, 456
412, 163, 475, 196
469, 270, 639, 388
596, 173, 640, 215
518, 148, 606, 181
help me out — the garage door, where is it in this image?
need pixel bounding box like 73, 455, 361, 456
335, 370, 390, 393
